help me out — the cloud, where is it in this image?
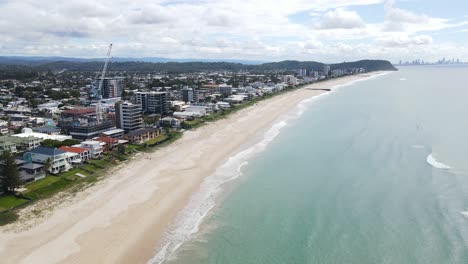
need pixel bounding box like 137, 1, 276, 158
320, 8, 365, 29
303, 41, 323, 49
376, 34, 433, 47
384, 0, 429, 24
0, 0, 466, 62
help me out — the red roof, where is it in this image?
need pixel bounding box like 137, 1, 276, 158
59, 146, 89, 153
95, 136, 118, 144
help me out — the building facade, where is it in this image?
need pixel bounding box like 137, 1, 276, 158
135, 92, 170, 115
99, 77, 123, 99
115, 101, 143, 132
181, 87, 194, 103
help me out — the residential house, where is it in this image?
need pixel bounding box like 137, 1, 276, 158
59, 146, 91, 162
94, 136, 119, 151
17, 161, 46, 183
79, 141, 103, 158
27, 146, 71, 174
0, 135, 42, 152
159, 117, 181, 128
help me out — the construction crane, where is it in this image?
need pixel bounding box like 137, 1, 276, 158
96, 43, 113, 123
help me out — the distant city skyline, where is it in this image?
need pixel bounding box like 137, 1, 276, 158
0, 0, 467, 63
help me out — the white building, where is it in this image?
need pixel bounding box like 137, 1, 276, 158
13, 128, 72, 141
115, 101, 143, 132
79, 141, 103, 158
184, 105, 207, 116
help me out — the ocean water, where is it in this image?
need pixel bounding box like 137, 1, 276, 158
153, 66, 468, 264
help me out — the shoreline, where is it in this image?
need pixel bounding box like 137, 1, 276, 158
0, 72, 385, 264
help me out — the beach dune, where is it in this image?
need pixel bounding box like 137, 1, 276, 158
0, 73, 377, 264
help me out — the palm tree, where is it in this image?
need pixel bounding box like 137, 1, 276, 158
43, 158, 52, 174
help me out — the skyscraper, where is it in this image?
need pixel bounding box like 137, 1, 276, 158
99, 77, 123, 99
135, 91, 170, 115
182, 87, 194, 103
115, 101, 143, 132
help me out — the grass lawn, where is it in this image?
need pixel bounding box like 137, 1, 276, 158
0, 211, 18, 226
146, 134, 169, 146
0, 195, 29, 211
24, 176, 72, 199
60, 168, 89, 179
125, 144, 143, 153
87, 159, 111, 168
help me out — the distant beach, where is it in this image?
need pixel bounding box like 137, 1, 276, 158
0, 72, 381, 264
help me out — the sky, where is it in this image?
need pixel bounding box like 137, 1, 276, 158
0, 0, 467, 63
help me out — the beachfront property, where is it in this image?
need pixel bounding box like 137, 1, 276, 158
26, 146, 71, 174
115, 101, 144, 132
94, 136, 119, 151
79, 141, 104, 158
216, 101, 231, 109
184, 105, 207, 116
18, 162, 46, 183
123, 128, 160, 144
159, 117, 182, 128
59, 146, 91, 162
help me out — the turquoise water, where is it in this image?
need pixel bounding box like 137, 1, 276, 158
160, 66, 468, 264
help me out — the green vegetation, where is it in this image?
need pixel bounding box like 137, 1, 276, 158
23, 176, 72, 199
40, 139, 80, 148
0, 211, 18, 226
1, 59, 396, 75
0, 151, 22, 194
181, 119, 205, 129
0, 195, 29, 211
145, 134, 169, 146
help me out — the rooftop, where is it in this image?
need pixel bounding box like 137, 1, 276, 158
30, 146, 67, 156
125, 128, 158, 137
59, 146, 89, 153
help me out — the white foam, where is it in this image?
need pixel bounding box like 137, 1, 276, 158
412, 145, 425, 149
461, 211, 468, 219
400, 78, 407, 81
147, 72, 390, 264
426, 153, 451, 169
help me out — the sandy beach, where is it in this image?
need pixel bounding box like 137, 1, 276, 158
0, 73, 380, 264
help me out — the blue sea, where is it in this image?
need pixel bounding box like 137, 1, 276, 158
151, 66, 468, 264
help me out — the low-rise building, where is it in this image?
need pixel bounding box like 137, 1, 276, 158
13, 128, 72, 141
102, 128, 125, 139
123, 128, 160, 144
159, 117, 181, 128
79, 141, 103, 158
59, 146, 91, 162
16, 161, 45, 183
94, 136, 119, 151
0, 135, 42, 152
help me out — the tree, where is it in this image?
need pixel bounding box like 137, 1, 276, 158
43, 158, 52, 174
0, 151, 22, 193
41, 139, 80, 148
117, 144, 126, 154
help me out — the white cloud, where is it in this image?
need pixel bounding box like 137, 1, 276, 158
376, 34, 433, 47
0, 0, 466, 62
320, 8, 365, 29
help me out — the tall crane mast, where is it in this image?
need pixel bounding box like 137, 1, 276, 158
96, 43, 113, 123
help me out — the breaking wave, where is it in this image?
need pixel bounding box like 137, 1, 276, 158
426, 153, 451, 169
